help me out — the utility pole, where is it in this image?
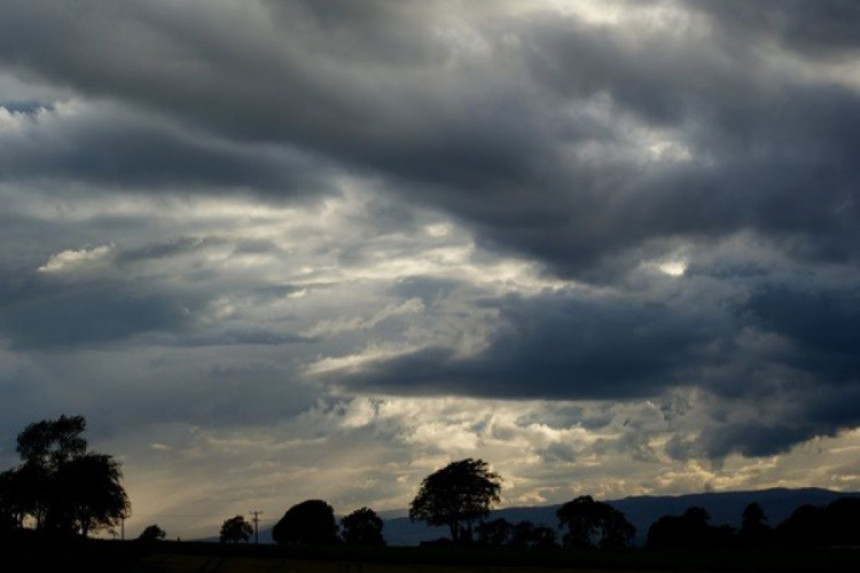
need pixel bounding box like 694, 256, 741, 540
249, 510, 263, 545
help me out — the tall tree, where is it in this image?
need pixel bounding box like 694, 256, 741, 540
740, 502, 770, 546
409, 458, 502, 544
54, 453, 129, 538
1, 415, 129, 537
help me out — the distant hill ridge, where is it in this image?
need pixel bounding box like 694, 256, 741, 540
382, 487, 860, 546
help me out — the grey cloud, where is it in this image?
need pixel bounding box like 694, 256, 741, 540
747, 285, 860, 370
687, 0, 860, 59
0, 103, 334, 197
3, 1, 859, 280
687, 382, 860, 459
327, 288, 721, 400
0, 272, 199, 349
183, 329, 315, 347
114, 237, 229, 264
331, 265, 860, 459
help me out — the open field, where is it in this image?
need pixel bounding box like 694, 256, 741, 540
133, 555, 643, 573
2, 538, 859, 573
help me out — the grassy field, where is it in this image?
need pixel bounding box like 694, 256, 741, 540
132, 554, 636, 573
2, 537, 858, 572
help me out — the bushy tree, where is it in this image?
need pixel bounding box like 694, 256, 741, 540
0, 415, 129, 537
476, 517, 513, 547
220, 515, 253, 544
529, 524, 560, 549
409, 458, 501, 544
341, 507, 385, 546
138, 524, 166, 542
509, 520, 558, 549
273, 499, 338, 546
557, 495, 635, 549
823, 497, 860, 546
647, 506, 724, 549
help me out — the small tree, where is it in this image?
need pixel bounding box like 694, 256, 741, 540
409, 458, 502, 544
220, 515, 253, 544
138, 524, 166, 542
272, 500, 338, 546
341, 507, 385, 546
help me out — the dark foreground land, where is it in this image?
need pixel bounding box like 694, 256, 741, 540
2, 538, 858, 573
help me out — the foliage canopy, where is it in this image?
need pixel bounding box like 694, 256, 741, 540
556, 495, 636, 549
409, 458, 501, 543
272, 499, 338, 546
341, 507, 385, 546
220, 515, 253, 544
0, 415, 129, 538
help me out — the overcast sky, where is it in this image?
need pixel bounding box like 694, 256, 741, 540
2, 0, 860, 539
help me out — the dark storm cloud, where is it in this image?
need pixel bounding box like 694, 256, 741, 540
669, 382, 860, 460
686, 0, 860, 59
327, 288, 721, 400
3, 0, 857, 279
0, 103, 333, 196
746, 284, 860, 378
0, 270, 199, 349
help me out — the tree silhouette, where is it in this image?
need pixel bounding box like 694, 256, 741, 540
556, 495, 635, 549
0, 468, 30, 531
647, 506, 734, 549
823, 497, 860, 546
220, 515, 253, 544
273, 499, 338, 546
341, 507, 385, 546
739, 502, 771, 546
138, 524, 166, 542
510, 520, 535, 548
409, 458, 501, 544
777, 502, 829, 547
530, 524, 560, 549
0, 415, 129, 537
476, 517, 513, 547
600, 506, 637, 549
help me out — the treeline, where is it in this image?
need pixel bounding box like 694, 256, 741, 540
646, 498, 860, 549
218, 500, 385, 546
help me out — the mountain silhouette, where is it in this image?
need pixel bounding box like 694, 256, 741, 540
382, 487, 860, 546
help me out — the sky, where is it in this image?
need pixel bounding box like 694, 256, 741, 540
1, 0, 860, 540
